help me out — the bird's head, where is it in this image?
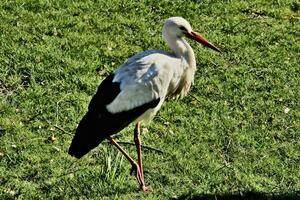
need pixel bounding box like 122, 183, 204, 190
163, 17, 221, 53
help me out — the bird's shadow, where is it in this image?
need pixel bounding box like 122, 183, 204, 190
173, 191, 300, 200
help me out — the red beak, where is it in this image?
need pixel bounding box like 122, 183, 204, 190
186, 31, 221, 53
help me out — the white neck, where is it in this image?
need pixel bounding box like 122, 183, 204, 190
164, 35, 196, 69
163, 33, 197, 98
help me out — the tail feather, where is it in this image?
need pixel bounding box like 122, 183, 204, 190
68, 111, 108, 159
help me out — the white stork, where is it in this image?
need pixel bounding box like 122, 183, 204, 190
68, 17, 221, 192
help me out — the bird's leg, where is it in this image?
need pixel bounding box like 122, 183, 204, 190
107, 136, 144, 188
134, 123, 151, 192
134, 123, 144, 180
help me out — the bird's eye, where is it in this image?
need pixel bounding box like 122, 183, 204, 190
179, 26, 187, 32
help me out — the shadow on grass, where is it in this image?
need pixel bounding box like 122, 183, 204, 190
174, 191, 300, 200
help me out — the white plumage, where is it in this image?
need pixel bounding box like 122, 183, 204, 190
106, 51, 177, 119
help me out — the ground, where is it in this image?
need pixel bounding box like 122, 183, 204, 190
0, 0, 299, 199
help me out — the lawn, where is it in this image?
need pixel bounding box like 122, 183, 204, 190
0, 0, 299, 199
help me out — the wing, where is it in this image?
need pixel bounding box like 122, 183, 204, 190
68, 51, 180, 159
106, 51, 177, 114
68, 73, 160, 159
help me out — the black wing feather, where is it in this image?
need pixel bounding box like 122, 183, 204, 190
68, 74, 160, 158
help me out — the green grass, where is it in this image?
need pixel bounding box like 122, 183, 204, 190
0, 0, 299, 199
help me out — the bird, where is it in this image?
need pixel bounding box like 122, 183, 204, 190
68, 16, 221, 192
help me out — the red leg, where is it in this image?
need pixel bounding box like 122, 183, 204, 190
134, 123, 151, 192
134, 123, 144, 179
108, 137, 144, 188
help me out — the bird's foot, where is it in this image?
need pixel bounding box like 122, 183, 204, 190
130, 163, 150, 192
141, 185, 152, 192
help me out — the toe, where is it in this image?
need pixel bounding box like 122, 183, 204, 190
141, 185, 152, 192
